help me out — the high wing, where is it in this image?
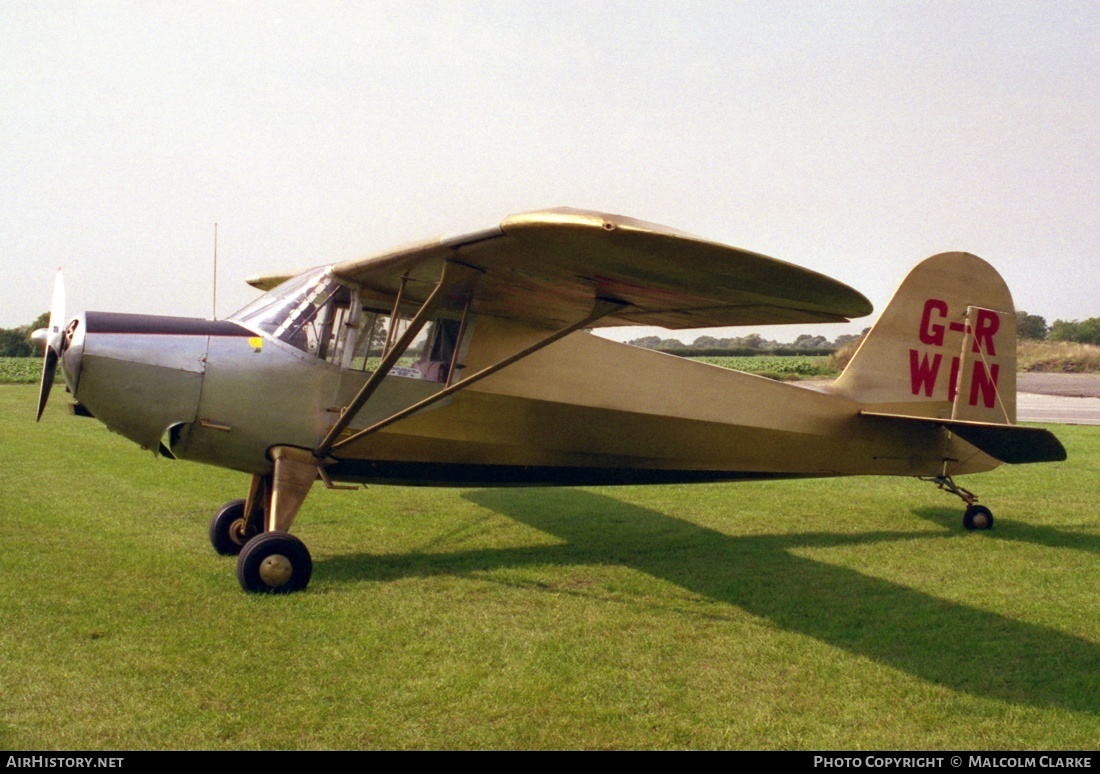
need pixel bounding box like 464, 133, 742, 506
247, 208, 872, 329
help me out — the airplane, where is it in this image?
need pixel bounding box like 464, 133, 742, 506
34, 208, 1066, 593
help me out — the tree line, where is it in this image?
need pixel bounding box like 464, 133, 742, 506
0, 312, 49, 357
1017, 312, 1100, 345
624, 331, 868, 356
629, 312, 1100, 355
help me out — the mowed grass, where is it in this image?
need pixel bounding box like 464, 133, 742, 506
2, 384, 1098, 750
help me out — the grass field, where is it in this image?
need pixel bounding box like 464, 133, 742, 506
1017, 341, 1100, 373
2, 384, 1098, 749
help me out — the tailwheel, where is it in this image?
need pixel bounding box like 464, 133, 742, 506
209, 499, 258, 556
963, 504, 994, 531
923, 474, 994, 531
236, 531, 313, 593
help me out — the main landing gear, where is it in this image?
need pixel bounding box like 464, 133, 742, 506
208, 446, 322, 593
209, 506, 313, 593
236, 532, 312, 593
209, 499, 260, 556
923, 474, 995, 531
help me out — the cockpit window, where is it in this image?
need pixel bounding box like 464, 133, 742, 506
232, 268, 467, 383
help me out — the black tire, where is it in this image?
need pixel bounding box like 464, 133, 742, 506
236, 531, 312, 594
209, 499, 252, 556
963, 504, 994, 531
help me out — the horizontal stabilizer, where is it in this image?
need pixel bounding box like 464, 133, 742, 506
862, 411, 1067, 464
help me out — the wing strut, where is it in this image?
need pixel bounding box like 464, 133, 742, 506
322, 298, 628, 455
314, 261, 479, 458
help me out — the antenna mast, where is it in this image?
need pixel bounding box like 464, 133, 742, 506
212, 222, 218, 320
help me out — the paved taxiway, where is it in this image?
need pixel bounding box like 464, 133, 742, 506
1017, 374, 1100, 425
801, 374, 1100, 425
1017, 393, 1100, 425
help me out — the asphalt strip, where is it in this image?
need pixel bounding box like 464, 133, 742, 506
1017, 392, 1100, 426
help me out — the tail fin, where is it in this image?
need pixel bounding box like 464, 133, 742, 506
831, 252, 1017, 424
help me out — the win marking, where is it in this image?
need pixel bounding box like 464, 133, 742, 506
910, 298, 1001, 408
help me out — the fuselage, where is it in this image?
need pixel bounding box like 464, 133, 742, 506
61, 309, 997, 487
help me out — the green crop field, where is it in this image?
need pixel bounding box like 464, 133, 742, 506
1, 384, 1098, 749
689, 354, 835, 379
0, 357, 43, 384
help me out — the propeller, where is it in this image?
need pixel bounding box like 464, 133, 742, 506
35, 268, 65, 422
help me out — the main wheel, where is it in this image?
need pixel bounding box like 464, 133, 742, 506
963, 504, 994, 531
209, 499, 255, 556
236, 531, 313, 593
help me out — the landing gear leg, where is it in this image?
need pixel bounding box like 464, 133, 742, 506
922, 474, 994, 531
233, 446, 322, 593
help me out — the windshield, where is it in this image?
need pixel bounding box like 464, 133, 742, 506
231, 267, 349, 358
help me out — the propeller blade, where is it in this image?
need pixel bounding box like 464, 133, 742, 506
35, 269, 65, 422
36, 346, 59, 422
47, 268, 65, 353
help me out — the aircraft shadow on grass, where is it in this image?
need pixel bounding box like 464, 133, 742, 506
914, 507, 1100, 556
319, 488, 1100, 716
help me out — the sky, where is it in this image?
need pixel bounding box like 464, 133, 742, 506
2, 1, 1097, 344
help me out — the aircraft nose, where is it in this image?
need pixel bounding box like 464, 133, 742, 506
65, 312, 209, 452
60, 314, 85, 395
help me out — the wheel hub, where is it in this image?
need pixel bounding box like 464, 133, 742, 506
229, 518, 248, 546
258, 554, 293, 587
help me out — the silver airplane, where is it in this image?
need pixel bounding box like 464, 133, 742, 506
35, 209, 1065, 593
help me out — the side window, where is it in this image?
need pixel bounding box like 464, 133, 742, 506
348, 310, 390, 372
313, 286, 353, 362
422, 318, 461, 381
346, 309, 463, 383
